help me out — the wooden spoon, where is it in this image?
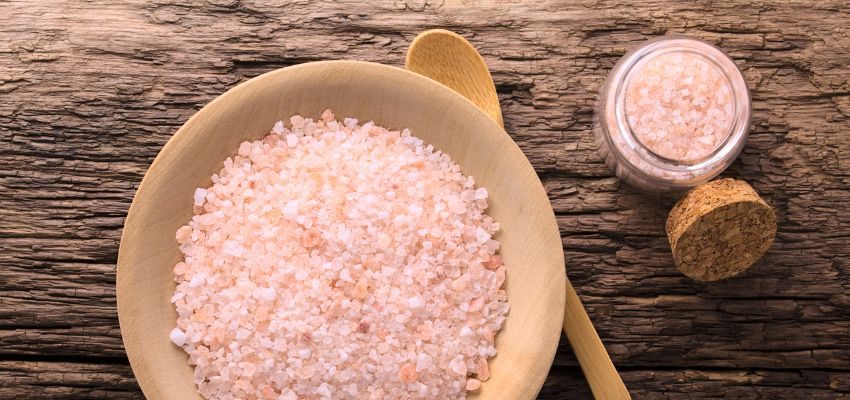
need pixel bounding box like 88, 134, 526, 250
406, 29, 503, 126
406, 29, 631, 400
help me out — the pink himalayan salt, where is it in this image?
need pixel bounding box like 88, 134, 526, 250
475, 358, 491, 381
484, 254, 502, 270
399, 363, 418, 383
171, 110, 508, 400
625, 53, 733, 162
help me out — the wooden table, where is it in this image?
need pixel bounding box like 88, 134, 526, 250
2, 1, 849, 398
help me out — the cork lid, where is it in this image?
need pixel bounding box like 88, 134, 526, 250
666, 178, 776, 281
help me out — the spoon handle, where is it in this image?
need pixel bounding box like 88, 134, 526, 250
564, 279, 631, 399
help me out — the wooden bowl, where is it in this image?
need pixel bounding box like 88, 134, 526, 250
117, 60, 566, 400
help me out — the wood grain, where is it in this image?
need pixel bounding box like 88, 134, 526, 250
2, 0, 850, 398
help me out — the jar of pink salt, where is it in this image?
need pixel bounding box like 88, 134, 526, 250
594, 36, 751, 193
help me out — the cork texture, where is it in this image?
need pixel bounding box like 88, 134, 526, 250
666, 178, 777, 281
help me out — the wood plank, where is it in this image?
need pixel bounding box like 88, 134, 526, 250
2, 361, 848, 400
0, 361, 142, 399
541, 367, 850, 399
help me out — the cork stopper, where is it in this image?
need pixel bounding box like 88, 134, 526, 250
666, 178, 776, 281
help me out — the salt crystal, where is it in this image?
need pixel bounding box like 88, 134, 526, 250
316, 383, 332, 398
286, 134, 298, 148
416, 383, 429, 396
255, 287, 276, 301
475, 227, 491, 244
193, 188, 207, 206
476, 359, 491, 381
236, 328, 251, 340
339, 268, 353, 282
449, 356, 467, 375
188, 275, 204, 288
170, 112, 508, 400
399, 363, 418, 383
408, 296, 425, 310
282, 200, 299, 217
624, 53, 732, 162
170, 327, 186, 346
222, 240, 243, 257
416, 352, 432, 371
175, 226, 192, 244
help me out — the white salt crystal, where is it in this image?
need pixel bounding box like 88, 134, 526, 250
317, 383, 332, 398
282, 200, 299, 217
416, 383, 429, 397
408, 296, 425, 310
295, 269, 309, 281
416, 353, 432, 371
272, 120, 285, 134
193, 188, 207, 206
279, 389, 297, 400
255, 287, 276, 301
475, 227, 491, 244
222, 240, 243, 257
169, 327, 186, 346
449, 356, 467, 375
339, 268, 352, 282
408, 203, 423, 216
188, 275, 204, 288
286, 134, 298, 148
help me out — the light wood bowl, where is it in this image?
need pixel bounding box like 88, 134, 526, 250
117, 60, 566, 400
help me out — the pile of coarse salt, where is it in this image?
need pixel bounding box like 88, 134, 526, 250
625, 53, 733, 162
170, 110, 508, 400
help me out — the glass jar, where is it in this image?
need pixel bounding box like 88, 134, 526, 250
594, 36, 752, 193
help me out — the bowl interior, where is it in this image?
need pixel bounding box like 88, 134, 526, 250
117, 60, 565, 400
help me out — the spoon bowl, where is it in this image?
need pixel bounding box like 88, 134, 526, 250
406, 29, 503, 126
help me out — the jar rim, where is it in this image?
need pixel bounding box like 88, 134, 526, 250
598, 35, 752, 189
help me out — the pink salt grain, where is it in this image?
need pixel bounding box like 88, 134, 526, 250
171, 110, 508, 400
175, 226, 192, 244
399, 363, 418, 383
484, 254, 502, 270
475, 358, 491, 381
625, 53, 733, 162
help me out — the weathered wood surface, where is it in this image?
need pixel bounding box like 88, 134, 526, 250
1, 0, 849, 398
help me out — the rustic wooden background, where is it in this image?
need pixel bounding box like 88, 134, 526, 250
2, 0, 850, 398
